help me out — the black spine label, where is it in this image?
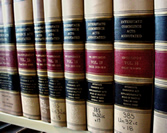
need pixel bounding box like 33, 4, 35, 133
20, 75, 38, 94
86, 18, 113, 43
15, 24, 35, 44
63, 20, 85, 43
154, 86, 167, 112
45, 22, 63, 43
115, 82, 152, 109
115, 16, 154, 42
34, 23, 45, 43
49, 78, 65, 98
65, 79, 86, 100
87, 81, 114, 104
155, 16, 167, 41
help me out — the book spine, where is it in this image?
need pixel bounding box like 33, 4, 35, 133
43, 0, 66, 126
32, 0, 50, 122
153, 1, 167, 132
14, 0, 40, 119
0, 0, 22, 116
62, 0, 86, 130
114, 0, 154, 132
84, 0, 114, 133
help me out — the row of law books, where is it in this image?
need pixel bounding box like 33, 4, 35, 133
0, 0, 166, 133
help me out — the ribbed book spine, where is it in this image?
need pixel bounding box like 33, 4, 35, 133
0, 0, 22, 116
43, 0, 66, 126
114, 0, 154, 132
84, 0, 114, 133
14, 0, 40, 119
62, 0, 86, 130
32, 0, 50, 122
153, 1, 167, 132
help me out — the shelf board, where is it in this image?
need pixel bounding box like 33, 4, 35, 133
0, 112, 89, 133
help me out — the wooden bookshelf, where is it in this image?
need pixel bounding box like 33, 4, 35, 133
0, 112, 90, 133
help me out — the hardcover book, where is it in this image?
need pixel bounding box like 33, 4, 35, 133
153, 0, 167, 132
62, 0, 86, 130
14, 0, 40, 119
114, 0, 154, 132
32, 0, 50, 122
0, 0, 22, 116
84, 0, 114, 132
43, 0, 66, 126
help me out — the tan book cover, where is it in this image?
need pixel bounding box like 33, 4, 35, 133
153, 0, 167, 133
84, 0, 114, 133
0, 0, 22, 116
62, 0, 86, 131
14, 0, 40, 119
32, 0, 50, 123
114, 0, 154, 133
43, 0, 66, 127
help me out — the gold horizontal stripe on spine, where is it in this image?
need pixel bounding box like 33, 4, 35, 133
0, 89, 19, 94
37, 72, 47, 77
63, 43, 84, 50
115, 105, 152, 114
154, 110, 167, 118
65, 72, 85, 79
85, 13, 112, 18
21, 93, 38, 97
87, 101, 113, 109
86, 73, 113, 82
34, 21, 44, 24
45, 18, 62, 22
155, 42, 167, 51
115, 75, 153, 84
15, 22, 33, 25
0, 71, 17, 74
39, 95, 49, 98
114, 13, 153, 16
155, 78, 167, 88
49, 97, 65, 102
35, 48, 46, 50
155, 13, 167, 15
86, 43, 113, 50
66, 99, 85, 105
47, 71, 64, 78
115, 42, 154, 50
3, 24, 13, 27
46, 44, 63, 50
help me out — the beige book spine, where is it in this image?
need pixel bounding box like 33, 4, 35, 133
0, 0, 22, 116
43, 0, 66, 127
32, 0, 50, 122
14, 0, 40, 119
114, 0, 154, 133
153, 0, 167, 133
84, 0, 114, 133
62, 0, 86, 131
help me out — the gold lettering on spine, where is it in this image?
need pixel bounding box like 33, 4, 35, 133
153, 1, 167, 133
114, 0, 154, 132
85, 0, 114, 132
62, 0, 86, 130
14, 0, 40, 119
44, 0, 66, 127
0, 0, 22, 116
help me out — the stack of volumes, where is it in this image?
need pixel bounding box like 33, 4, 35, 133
0, 0, 166, 133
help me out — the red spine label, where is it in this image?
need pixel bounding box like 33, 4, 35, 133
115, 49, 153, 78
86, 50, 113, 75
64, 50, 85, 73
47, 50, 64, 72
